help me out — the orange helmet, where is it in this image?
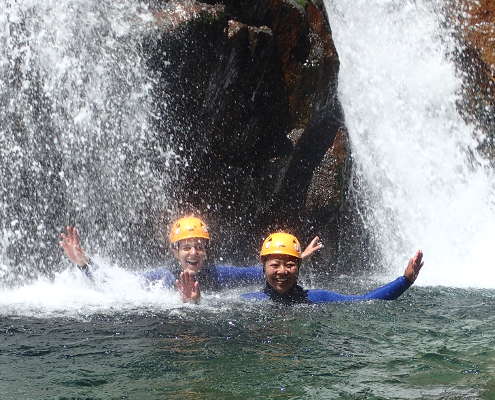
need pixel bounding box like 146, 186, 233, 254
260, 232, 302, 259
169, 216, 210, 244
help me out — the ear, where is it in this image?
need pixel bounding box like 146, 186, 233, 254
171, 245, 179, 259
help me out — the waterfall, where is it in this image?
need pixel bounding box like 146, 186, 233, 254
326, 0, 495, 288
0, 0, 174, 284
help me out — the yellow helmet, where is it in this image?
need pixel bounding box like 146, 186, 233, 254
169, 216, 210, 244
260, 232, 302, 259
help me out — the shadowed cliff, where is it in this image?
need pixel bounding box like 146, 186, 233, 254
147, 0, 349, 266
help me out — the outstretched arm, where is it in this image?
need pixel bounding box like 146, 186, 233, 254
176, 270, 201, 304
301, 236, 323, 259
59, 226, 90, 267
307, 250, 425, 303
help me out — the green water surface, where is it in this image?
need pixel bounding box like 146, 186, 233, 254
1, 286, 494, 399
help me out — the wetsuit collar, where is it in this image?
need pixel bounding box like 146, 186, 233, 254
263, 283, 309, 305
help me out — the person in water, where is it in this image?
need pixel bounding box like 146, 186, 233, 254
241, 232, 424, 304
59, 216, 322, 303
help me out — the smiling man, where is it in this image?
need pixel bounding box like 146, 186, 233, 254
241, 232, 424, 305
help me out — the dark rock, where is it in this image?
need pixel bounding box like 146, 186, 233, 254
146, 0, 349, 266
446, 0, 495, 164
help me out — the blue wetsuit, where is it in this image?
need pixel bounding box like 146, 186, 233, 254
81, 261, 263, 291
241, 276, 412, 304
142, 264, 263, 290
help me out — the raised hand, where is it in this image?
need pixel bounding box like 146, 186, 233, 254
404, 250, 424, 283
176, 270, 201, 304
301, 236, 323, 259
59, 226, 89, 266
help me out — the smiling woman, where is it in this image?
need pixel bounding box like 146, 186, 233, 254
264, 255, 300, 295
242, 232, 424, 305
261, 233, 302, 295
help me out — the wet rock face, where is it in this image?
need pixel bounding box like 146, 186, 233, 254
448, 0, 495, 162
147, 0, 348, 264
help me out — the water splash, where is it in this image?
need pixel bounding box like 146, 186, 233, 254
0, 263, 175, 317
0, 259, 239, 318
0, 0, 175, 282
326, 0, 495, 288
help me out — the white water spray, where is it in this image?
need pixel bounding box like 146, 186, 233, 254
0, 0, 190, 314
326, 0, 495, 288
0, 259, 237, 318
0, 0, 175, 280
0, 263, 178, 317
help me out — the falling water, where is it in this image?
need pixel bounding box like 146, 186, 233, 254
326, 0, 495, 288
0, 0, 175, 284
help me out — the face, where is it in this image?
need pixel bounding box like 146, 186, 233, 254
264, 254, 300, 294
172, 238, 208, 272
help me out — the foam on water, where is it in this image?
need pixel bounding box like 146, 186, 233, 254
0, 259, 240, 318
0, 261, 178, 317
326, 0, 495, 288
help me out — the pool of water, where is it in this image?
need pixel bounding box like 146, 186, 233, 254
1, 277, 494, 400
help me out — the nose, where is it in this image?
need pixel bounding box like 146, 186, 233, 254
277, 266, 289, 275
189, 246, 198, 255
